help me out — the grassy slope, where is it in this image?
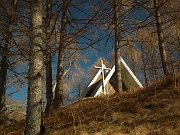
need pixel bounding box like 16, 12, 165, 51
0, 76, 180, 135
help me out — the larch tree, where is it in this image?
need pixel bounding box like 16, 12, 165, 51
140, 44, 148, 87
134, 27, 161, 86
0, 0, 17, 123
153, 0, 170, 77
24, 0, 44, 134
161, 0, 180, 73
44, 0, 53, 115
52, 0, 103, 107
54, 0, 68, 108
113, 0, 123, 93
88, 0, 134, 92
134, 0, 179, 80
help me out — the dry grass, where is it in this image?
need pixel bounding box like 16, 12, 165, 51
0, 75, 180, 135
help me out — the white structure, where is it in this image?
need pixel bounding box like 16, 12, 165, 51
81, 57, 143, 97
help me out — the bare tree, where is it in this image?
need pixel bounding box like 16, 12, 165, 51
0, 0, 17, 123
113, 0, 123, 93
24, 0, 44, 134
153, 0, 170, 76
140, 44, 148, 87
54, 0, 68, 108
44, 0, 53, 115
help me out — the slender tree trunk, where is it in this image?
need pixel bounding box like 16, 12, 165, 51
114, 0, 122, 93
0, 10, 14, 123
45, 0, 53, 115
153, 0, 170, 76
54, 0, 68, 108
140, 45, 148, 87
130, 53, 136, 76
150, 46, 158, 80
24, 0, 44, 134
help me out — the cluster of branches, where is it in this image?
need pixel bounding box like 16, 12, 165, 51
0, 0, 179, 134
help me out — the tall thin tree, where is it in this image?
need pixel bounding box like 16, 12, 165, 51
54, 0, 68, 108
113, 0, 122, 93
153, 0, 170, 77
44, 0, 53, 115
0, 0, 17, 123
24, 0, 44, 134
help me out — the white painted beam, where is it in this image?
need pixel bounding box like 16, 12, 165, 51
120, 57, 143, 89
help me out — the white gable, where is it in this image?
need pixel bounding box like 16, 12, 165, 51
81, 57, 143, 97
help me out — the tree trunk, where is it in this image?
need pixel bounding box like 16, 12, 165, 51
150, 47, 157, 80
114, 0, 122, 93
153, 0, 170, 76
45, 0, 53, 115
24, 0, 44, 134
130, 52, 136, 76
140, 45, 148, 87
54, 0, 68, 108
0, 12, 13, 123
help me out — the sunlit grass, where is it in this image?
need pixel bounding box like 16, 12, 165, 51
0, 75, 180, 135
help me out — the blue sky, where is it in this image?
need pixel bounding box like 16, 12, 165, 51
5, 1, 150, 104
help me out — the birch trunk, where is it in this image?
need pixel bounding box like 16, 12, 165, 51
24, 0, 44, 134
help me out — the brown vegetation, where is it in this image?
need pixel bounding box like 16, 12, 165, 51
0, 75, 179, 135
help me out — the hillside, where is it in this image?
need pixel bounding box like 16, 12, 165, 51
0, 76, 180, 135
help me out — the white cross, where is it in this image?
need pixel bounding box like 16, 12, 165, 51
94, 60, 111, 94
